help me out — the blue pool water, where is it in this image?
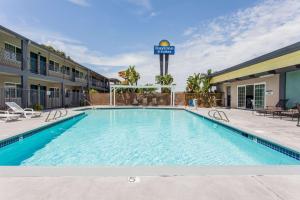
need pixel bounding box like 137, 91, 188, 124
0, 109, 299, 166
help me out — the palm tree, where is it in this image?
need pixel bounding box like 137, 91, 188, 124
155, 74, 174, 93
125, 65, 140, 86
186, 73, 201, 93
155, 74, 174, 85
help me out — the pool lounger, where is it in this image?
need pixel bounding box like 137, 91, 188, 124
5, 102, 42, 118
0, 110, 20, 122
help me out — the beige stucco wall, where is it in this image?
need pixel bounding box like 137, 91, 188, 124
0, 31, 21, 49
0, 74, 21, 87
218, 74, 280, 108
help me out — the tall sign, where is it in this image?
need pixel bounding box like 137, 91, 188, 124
154, 40, 175, 76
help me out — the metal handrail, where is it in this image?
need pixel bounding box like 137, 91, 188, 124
84, 99, 96, 109
208, 109, 230, 122
45, 108, 68, 122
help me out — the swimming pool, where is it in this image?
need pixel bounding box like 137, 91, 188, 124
0, 109, 299, 166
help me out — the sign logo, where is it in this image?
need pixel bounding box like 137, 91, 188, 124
154, 40, 175, 55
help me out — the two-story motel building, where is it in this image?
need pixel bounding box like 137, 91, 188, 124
211, 42, 300, 109
0, 25, 110, 109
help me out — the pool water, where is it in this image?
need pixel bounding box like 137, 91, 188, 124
0, 109, 299, 166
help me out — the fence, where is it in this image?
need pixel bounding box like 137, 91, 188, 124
0, 88, 86, 110
88, 92, 220, 107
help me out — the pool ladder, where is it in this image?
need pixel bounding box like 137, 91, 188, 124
84, 99, 96, 109
45, 108, 68, 122
208, 109, 230, 122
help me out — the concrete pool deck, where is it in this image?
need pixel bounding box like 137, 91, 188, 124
0, 106, 300, 200
1, 175, 300, 200
0, 108, 85, 142
187, 107, 300, 152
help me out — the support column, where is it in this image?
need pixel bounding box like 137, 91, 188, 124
21, 39, 29, 108
165, 54, 169, 75
110, 86, 112, 106
279, 72, 286, 100
37, 54, 40, 74
87, 70, 91, 90
159, 54, 164, 76
113, 88, 116, 107
61, 82, 65, 108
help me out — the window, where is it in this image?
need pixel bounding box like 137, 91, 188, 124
75, 70, 80, 78
49, 88, 60, 98
254, 84, 265, 109
30, 52, 38, 74
237, 86, 246, 108
49, 60, 55, 71
65, 67, 70, 75
65, 89, 70, 98
4, 43, 22, 62
40, 56, 47, 75
79, 72, 83, 79
4, 83, 22, 98
49, 60, 60, 72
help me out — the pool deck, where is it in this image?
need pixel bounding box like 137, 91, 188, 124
0, 106, 300, 200
0, 108, 84, 142
187, 107, 300, 152
1, 175, 300, 200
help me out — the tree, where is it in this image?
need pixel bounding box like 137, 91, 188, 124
200, 69, 212, 93
186, 73, 201, 93
155, 74, 174, 85
124, 65, 140, 86
155, 74, 174, 93
186, 69, 214, 107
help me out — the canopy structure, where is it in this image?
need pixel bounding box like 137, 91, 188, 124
109, 84, 176, 106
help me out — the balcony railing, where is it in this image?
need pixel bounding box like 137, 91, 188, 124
0, 48, 21, 68
0, 88, 86, 110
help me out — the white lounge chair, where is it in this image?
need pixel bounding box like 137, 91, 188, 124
0, 110, 20, 122
5, 102, 42, 118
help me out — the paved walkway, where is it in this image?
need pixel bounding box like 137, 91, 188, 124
1, 106, 300, 200
1, 175, 300, 200
0, 108, 84, 141
187, 107, 300, 152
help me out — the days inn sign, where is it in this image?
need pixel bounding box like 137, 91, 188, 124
154, 40, 175, 55
154, 46, 175, 55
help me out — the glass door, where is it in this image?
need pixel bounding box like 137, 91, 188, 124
237, 86, 246, 108
254, 84, 265, 109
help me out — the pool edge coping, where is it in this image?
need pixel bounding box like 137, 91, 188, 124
0, 166, 300, 177
0, 106, 299, 174
0, 112, 86, 149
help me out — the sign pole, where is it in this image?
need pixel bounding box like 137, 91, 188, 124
165, 54, 169, 75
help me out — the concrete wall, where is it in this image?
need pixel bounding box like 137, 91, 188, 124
286, 70, 300, 108
218, 74, 280, 108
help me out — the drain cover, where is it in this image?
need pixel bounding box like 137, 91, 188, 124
128, 177, 140, 183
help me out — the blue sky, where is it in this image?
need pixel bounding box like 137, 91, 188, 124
1, 0, 300, 90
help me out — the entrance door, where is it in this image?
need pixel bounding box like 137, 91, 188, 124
39, 86, 46, 109
226, 86, 231, 107
237, 86, 246, 108
254, 84, 265, 109
30, 85, 38, 107
246, 85, 254, 109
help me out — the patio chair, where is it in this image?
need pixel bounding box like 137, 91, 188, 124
256, 99, 289, 116
281, 107, 299, 120
5, 102, 42, 118
0, 110, 20, 122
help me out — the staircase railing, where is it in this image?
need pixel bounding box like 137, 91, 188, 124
45, 108, 68, 122
208, 109, 230, 122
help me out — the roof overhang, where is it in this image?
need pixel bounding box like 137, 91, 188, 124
211, 50, 300, 84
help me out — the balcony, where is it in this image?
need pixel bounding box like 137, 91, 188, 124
0, 48, 21, 68
75, 77, 87, 84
